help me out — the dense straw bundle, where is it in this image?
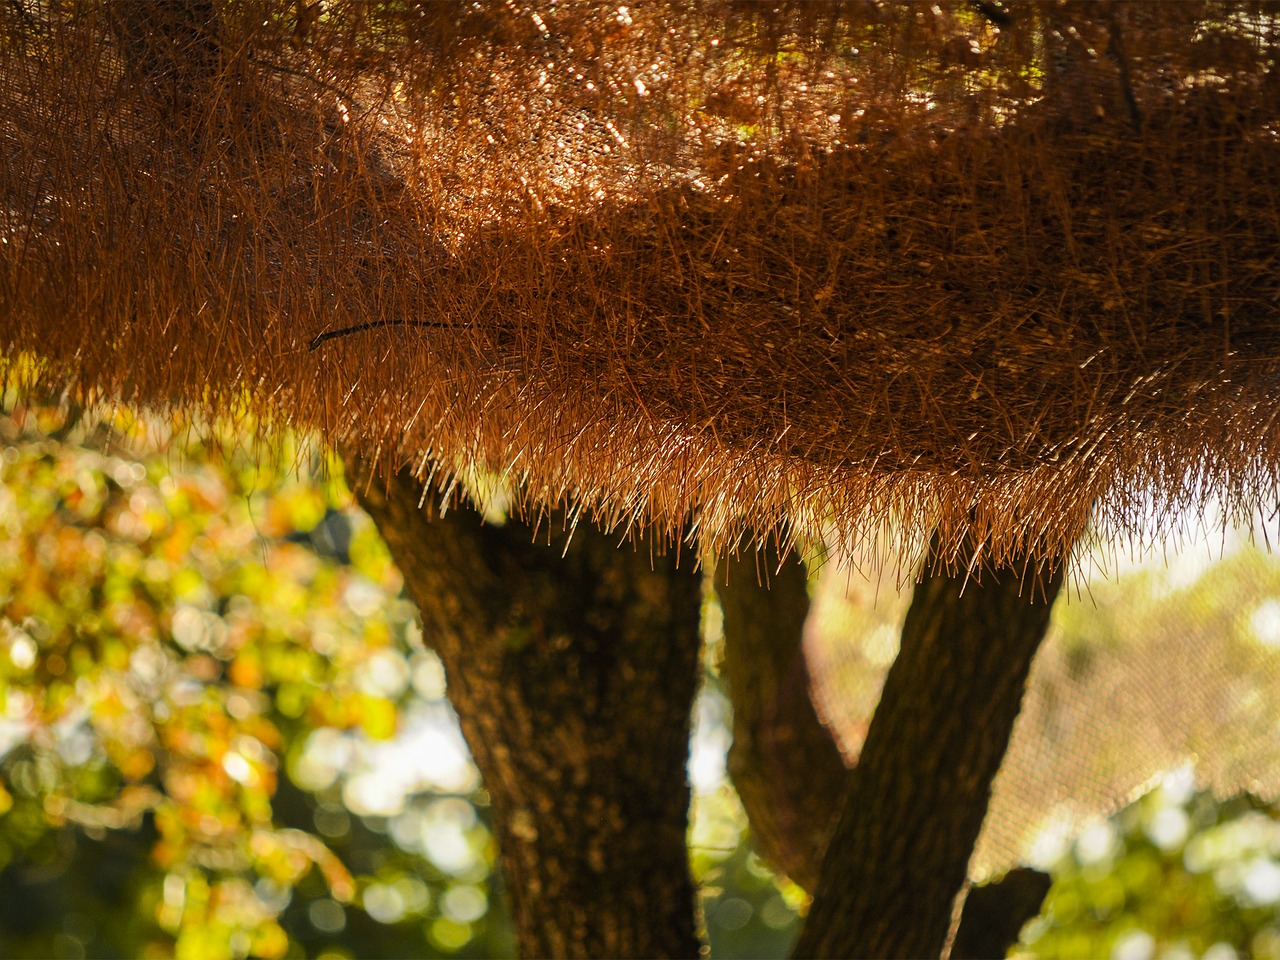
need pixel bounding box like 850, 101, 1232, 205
2, 1, 1278, 564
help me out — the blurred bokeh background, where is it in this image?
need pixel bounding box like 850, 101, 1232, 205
3, 391, 1280, 960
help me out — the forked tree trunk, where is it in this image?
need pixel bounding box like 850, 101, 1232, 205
353, 464, 703, 958
718, 545, 1057, 957
793, 545, 1063, 959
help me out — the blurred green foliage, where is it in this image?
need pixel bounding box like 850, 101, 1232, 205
690, 782, 805, 958
1024, 775, 1280, 960
0, 397, 511, 959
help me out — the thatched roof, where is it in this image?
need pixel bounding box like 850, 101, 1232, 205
2, 1, 1278, 563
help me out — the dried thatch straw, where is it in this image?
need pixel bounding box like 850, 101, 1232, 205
2, 1, 1278, 565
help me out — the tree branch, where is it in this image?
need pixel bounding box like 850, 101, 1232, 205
714, 544, 845, 892
794, 542, 1062, 959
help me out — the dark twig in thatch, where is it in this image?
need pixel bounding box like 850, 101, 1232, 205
308, 320, 459, 351
1106, 14, 1143, 134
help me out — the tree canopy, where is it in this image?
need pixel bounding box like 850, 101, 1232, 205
3, 1, 1278, 565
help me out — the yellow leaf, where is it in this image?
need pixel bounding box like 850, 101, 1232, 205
251, 922, 289, 960
229, 655, 263, 689
357, 696, 397, 740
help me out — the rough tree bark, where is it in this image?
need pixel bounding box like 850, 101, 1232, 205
792, 545, 1063, 959
717, 545, 1056, 957
714, 545, 845, 893
352, 464, 704, 959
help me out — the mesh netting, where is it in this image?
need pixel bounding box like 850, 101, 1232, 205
809, 530, 1280, 879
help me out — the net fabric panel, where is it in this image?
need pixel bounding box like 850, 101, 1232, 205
809, 534, 1280, 879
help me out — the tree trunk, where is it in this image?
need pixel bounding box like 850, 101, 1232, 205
794, 546, 1063, 959
714, 545, 845, 892
352, 464, 703, 959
